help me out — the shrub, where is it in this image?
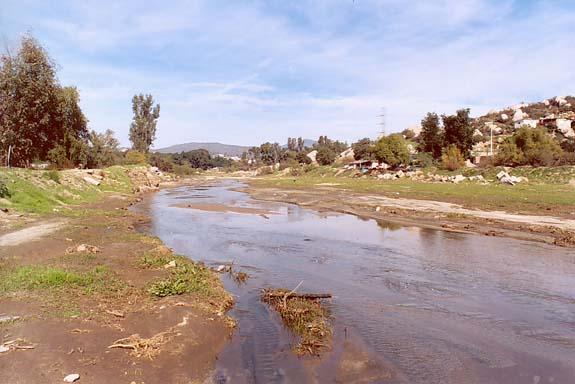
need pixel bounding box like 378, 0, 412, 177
124, 150, 147, 165
295, 151, 312, 164
44, 169, 60, 184
373, 134, 410, 168
0, 179, 10, 198
495, 126, 563, 166
257, 166, 274, 176
415, 152, 434, 168
315, 147, 336, 165
441, 145, 465, 171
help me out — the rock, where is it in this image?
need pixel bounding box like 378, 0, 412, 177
557, 119, 574, 138
468, 175, 485, 182
500, 176, 516, 185
67, 244, 100, 254
500, 113, 509, 121
164, 260, 177, 269
543, 100, 550, 106
63, 374, 80, 382
513, 109, 524, 122
0, 315, 20, 323
451, 175, 466, 184
0, 345, 9, 353
496, 171, 510, 180
395, 170, 405, 178
465, 159, 476, 168
216, 265, 227, 272
473, 129, 483, 137
375, 206, 381, 212
83, 176, 101, 186
555, 96, 567, 106
306, 150, 318, 164
149, 166, 159, 172
338, 148, 355, 161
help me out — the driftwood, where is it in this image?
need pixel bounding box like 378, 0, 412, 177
263, 291, 332, 300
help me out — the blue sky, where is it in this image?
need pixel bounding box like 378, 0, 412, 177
2, 0, 574, 148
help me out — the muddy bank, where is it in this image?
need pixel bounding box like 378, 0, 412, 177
243, 184, 575, 247
0, 192, 233, 384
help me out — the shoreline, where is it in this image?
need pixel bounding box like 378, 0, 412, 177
240, 180, 575, 248
0, 180, 234, 384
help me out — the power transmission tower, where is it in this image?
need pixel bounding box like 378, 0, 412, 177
378, 107, 387, 138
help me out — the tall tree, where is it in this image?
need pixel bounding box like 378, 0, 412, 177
129, 94, 160, 153
297, 137, 305, 152
418, 112, 443, 159
0, 35, 60, 166
442, 108, 473, 158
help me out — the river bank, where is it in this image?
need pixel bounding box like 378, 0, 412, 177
244, 177, 575, 247
0, 169, 233, 384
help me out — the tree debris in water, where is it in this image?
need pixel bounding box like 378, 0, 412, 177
261, 285, 332, 356
108, 330, 176, 359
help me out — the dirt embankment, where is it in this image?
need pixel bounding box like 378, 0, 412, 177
0, 178, 234, 383
244, 184, 575, 247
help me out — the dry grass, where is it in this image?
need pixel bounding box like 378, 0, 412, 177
108, 330, 177, 359
262, 288, 332, 356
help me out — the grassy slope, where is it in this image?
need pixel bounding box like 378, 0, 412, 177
0, 166, 133, 214
251, 166, 575, 215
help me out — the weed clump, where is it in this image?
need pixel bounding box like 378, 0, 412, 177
262, 288, 332, 356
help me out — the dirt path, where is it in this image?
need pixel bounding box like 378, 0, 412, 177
355, 194, 575, 230
244, 185, 575, 247
0, 220, 66, 246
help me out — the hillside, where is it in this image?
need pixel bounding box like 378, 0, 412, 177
155, 142, 250, 156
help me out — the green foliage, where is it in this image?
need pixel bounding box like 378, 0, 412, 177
441, 145, 465, 171
257, 166, 274, 175
87, 129, 121, 168
129, 94, 160, 153
495, 127, 563, 166
148, 263, 215, 298
442, 109, 473, 158
0, 179, 10, 198
295, 151, 312, 164
315, 146, 337, 165
124, 150, 147, 165
415, 152, 434, 168
44, 169, 60, 184
351, 138, 374, 160
373, 134, 410, 167
0, 265, 117, 295
0, 35, 89, 167
418, 112, 443, 159
402, 128, 416, 140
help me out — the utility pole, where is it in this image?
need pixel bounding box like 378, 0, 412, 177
7, 145, 12, 168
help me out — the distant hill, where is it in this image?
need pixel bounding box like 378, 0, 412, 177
155, 142, 250, 157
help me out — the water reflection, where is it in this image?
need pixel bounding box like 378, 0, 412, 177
147, 180, 575, 384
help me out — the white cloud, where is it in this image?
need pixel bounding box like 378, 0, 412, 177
3, 0, 574, 147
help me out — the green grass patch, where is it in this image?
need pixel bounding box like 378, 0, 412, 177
0, 265, 120, 295
251, 172, 575, 214
148, 262, 215, 297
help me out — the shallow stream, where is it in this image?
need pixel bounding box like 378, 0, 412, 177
146, 180, 575, 383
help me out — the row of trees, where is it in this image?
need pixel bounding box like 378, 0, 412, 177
417, 109, 473, 161
0, 35, 163, 169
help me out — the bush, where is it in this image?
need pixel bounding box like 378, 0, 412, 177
373, 134, 410, 168
44, 170, 60, 184
495, 127, 563, 166
441, 145, 465, 171
295, 151, 312, 164
415, 152, 434, 168
257, 166, 274, 176
315, 147, 336, 165
0, 179, 10, 198
303, 164, 316, 173
124, 150, 147, 165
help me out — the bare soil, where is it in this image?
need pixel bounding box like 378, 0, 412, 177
0, 194, 233, 384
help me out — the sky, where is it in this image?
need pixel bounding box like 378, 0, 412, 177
1, 0, 574, 148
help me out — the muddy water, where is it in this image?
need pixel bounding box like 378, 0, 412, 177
147, 180, 575, 383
